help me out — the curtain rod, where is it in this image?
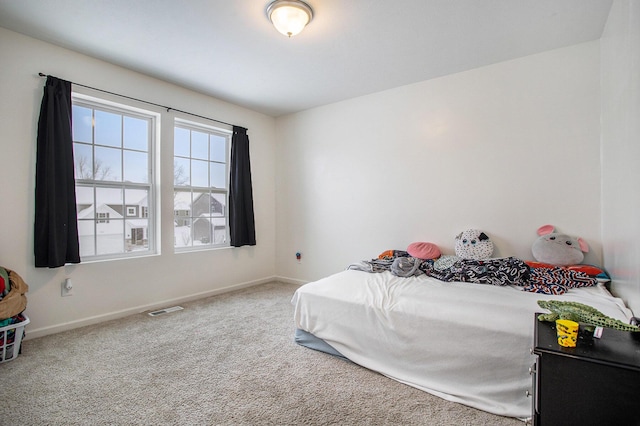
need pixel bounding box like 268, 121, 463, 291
38, 72, 243, 130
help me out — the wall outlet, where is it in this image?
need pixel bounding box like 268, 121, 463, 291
61, 278, 73, 297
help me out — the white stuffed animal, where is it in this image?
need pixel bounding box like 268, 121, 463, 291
454, 229, 494, 260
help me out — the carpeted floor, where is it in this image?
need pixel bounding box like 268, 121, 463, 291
0, 282, 523, 425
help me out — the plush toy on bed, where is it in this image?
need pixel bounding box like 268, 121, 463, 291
454, 229, 494, 260
531, 224, 588, 266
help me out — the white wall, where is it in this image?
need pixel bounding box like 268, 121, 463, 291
0, 28, 277, 338
276, 42, 602, 283
601, 0, 640, 314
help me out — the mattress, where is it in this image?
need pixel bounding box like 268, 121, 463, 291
291, 269, 633, 419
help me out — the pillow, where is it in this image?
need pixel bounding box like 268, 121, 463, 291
454, 229, 494, 260
407, 242, 441, 260
525, 261, 609, 280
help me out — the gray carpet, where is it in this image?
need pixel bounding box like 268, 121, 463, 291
0, 282, 522, 425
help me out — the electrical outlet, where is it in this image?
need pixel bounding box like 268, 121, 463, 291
61, 278, 73, 297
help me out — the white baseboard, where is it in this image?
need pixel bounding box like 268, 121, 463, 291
25, 276, 277, 340
275, 276, 308, 286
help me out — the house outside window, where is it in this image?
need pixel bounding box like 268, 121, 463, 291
174, 118, 230, 250
72, 94, 157, 259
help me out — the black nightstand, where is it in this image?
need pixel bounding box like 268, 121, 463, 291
531, 314, 640, 425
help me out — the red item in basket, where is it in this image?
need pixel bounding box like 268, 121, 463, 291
0, 267, 7, 295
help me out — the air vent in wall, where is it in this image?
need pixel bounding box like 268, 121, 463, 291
148, 306, 184, 316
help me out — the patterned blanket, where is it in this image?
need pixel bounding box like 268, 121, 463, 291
349, 254, 598, 295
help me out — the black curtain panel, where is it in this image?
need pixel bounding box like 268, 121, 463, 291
34, 76, 80, 267
229, 126, 256, 247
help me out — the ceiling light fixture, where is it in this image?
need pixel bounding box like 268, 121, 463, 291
266, 0, 313, 38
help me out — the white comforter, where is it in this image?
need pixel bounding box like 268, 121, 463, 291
291, 270, 633, 419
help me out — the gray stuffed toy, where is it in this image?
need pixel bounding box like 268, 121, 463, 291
531, 224, 588, 266
454, 229, 494, 260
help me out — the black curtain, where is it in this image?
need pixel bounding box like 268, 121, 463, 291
34, 76, 80, 268
229, 126, 256, 247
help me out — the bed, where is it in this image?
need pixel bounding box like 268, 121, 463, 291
291, 266, 634, 419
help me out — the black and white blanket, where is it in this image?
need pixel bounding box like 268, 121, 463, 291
348, 254, 598, 295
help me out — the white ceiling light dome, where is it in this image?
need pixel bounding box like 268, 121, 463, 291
267, 0, 314, 38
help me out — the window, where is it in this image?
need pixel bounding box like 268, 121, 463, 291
72, 95, 157, 260
97, 212, 110, 223
174, 119, 230, 250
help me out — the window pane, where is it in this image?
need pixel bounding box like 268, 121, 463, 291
174, 190, 191, 248
126, 219, 148, 251
76, 187, 94, 205
74, 143, 93, 179
124, 188, 148, 216
78, 223, 96, 257
123, 150, 148, 183
123, 116, 148, 151
95, 146, 122, 181
174, 127, 190, 157
97, 221, 125, 255
212, 217, 227, 244
192, 131, 208, 160
174, 157, 190, 186
96, 187, 123, 216
94, 110, 121, 147
76, 186, 94, 215
191, 159, 208, 187
72, 105, 93, 143
174, 218, 192, 247
193, 218, 211, 245
192, 191, 210, 216
77, 184, 98, 256
125, 188, 148, 205
174, 190, 192, 217
210, 134, 226, 162
210, 162, 226, 188
210, 193, 226, 216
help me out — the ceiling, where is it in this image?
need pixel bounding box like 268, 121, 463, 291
0, 0, 613, 117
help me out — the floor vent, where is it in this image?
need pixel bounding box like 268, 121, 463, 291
148, 306, 184, 317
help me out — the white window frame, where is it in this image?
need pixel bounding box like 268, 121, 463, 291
72, 93, 159, 261
173, 118, 231, 252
